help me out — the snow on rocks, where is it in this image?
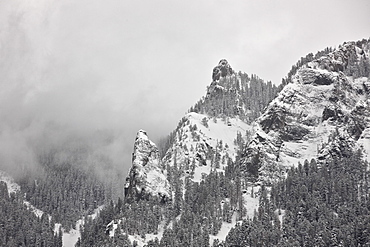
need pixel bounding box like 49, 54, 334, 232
242, 42, 370, 184
0, 170, 20, 195
0, 170, 48, 218
125, 130, 171, 202
212, 59, 234, 81
162, 112, 252, 182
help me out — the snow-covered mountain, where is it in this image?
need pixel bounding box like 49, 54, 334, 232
160, 59, 277, 182
72, 39, 370, 247
242, 41, 370, 184
125, 59, 276, 201
121, 60, 277, 246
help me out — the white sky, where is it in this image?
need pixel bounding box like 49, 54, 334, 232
0, 0, 369, 174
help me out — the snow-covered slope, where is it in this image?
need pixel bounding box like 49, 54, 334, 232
162, 112, 252, 182
242, 41, 370, 184
125, 130, 171, 202
60, 205, 104, 247
161, 59, 264, 182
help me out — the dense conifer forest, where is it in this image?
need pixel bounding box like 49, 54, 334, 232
0, 182, 63, 246
77, 148, 370, 246
225, 150, 370, 246
15, 147, 124, 232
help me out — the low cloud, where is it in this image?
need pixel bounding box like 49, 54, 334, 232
0, 0, 369, 180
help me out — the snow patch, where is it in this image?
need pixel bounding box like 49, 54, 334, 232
359, 128, 370, 163
243, 186, 260, 219
209, 212, 240, 245
126, 220, 167, 247
61, 205, 104, 247
24, 201, 45, 218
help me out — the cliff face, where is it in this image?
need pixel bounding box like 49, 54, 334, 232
124, 130, 171, 202
242, 41, 370, 184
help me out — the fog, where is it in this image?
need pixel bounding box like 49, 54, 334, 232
0, 0, 369, 178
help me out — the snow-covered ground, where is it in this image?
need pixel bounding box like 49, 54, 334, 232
209, 212, 240, 245
359, 128, 370, 163
124, 220, 167, 247
187, 112, 252, 161
242, 186, 260, 219
168, 112, 253, 183
274, 209, 286, 228
209, 185, 260, 245
60, 205, 104, 247
24, 201, 46, 218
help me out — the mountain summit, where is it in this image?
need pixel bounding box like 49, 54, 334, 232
192, 60, 278, 122
212, 59, 234, 81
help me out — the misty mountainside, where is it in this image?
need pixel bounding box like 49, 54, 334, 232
1, 38, 370, 247
78, 39, 370, 247
0, 134, 124, 246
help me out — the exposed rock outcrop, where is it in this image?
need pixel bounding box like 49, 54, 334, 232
212, 59, 233, 81
124, 130, 171, 203
205, 60, 248, 118
241, 41, 370, 184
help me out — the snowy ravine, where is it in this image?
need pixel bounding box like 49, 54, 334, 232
0, 170, 104, 247
209, 185, 260, 245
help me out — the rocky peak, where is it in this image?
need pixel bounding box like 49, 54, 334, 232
212, 59, 234, 81
189, 59, 278, 121
306, 41, 367, 75
242, 40, 370, 184
205, 59, 245, 118
124, 130, 171, 203
132, 129, 157, 165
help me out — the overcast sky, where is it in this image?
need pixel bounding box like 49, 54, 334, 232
0, 0, 369, 175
